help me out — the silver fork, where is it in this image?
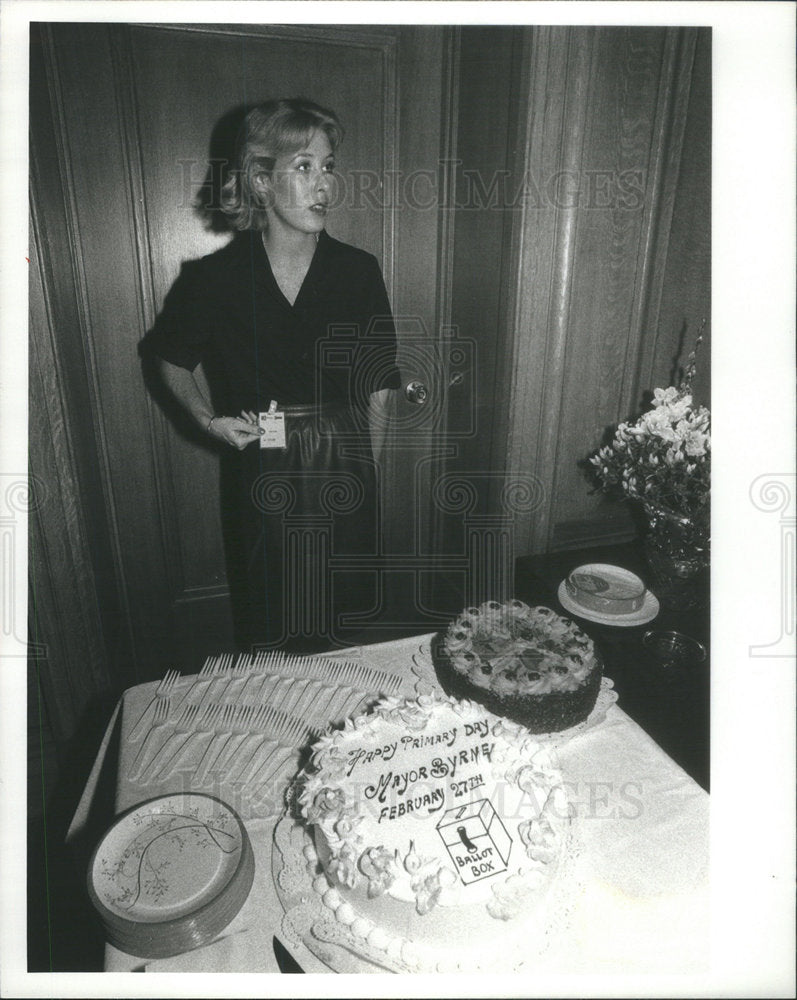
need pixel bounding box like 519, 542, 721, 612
233, 667, 261, 704
263, 673, 296, 711
251, 649, 282, 672
213, 652, 235, 677
336, 688, 378, 722
128, 698, 171, 779
211, 705, 258, 777
320, 682, 361, 724
173, 656, 217, 711
246, 721, 307, 793
284, 677, 323, 717
193, 704, 237, 786
155, 702, 224, 781
282, 677, 323, 715
224, 705, 272, 783
324, 659, 359, 686
253, 673, 283, 702
141, 703, 201, 781
127, 669, 180, 742
241, 712, 310, 786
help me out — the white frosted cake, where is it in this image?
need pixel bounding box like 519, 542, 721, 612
435, 600, 603, 733
297, 691, 572, 972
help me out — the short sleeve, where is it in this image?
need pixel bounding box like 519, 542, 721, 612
355, 256, 402, 395
140, 258, 216, 371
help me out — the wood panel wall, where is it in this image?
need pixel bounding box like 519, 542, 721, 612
470, 26, 710, 554
655, 29, 711, 406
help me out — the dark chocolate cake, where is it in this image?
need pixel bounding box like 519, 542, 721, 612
433, 600, 603, 734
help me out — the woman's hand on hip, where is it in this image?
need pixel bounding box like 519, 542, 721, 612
208, 413, 263, 450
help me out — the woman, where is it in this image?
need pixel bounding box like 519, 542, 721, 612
143, 99, 401, 652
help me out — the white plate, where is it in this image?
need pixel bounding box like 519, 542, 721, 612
557, 580, 660, 626
89, 793, 245, 924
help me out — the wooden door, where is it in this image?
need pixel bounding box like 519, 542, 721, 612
30, 22, 455, 685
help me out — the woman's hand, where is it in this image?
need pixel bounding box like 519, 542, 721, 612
157, 360, 264, 450
208, 413, 263, 450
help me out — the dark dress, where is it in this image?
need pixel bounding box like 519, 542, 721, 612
143, 229, 401, 652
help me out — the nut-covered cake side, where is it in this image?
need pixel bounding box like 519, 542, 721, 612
433, 600, 603, 734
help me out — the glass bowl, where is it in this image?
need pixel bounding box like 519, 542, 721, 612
642, 630, 707, 666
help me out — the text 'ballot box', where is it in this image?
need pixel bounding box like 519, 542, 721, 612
436, 799, 512, 885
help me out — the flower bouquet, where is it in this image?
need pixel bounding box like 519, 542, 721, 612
588, 333, 710, 608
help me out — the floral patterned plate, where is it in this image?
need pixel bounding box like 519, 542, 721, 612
88, 793, 254, 957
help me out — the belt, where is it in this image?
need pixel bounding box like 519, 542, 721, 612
274, 402, 349, 418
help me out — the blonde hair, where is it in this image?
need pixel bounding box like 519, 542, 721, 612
220, 98, 343, 232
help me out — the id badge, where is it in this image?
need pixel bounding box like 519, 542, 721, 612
258, 401, 286, 449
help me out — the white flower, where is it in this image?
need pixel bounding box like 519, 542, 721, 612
518, 815, 558, 864
590, 372, 709, 520
487, 872, 543, 921
652, 386, 679, 407
359, 846, 398, 898
329, 843, 359, 889
684, 429, 708, 457
311, 787, 346, 820
334, 815, 355, 839
651, 387, 692, 419
668, 395, 693, 420
410, 860, 450, 916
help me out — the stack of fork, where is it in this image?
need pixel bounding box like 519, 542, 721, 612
125, 649, 405, 796
174, 649, 404, 726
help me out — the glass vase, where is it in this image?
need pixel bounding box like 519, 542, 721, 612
641, 500, 709, 611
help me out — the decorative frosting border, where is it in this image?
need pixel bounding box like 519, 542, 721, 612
286, 814, 577, 974
298, 690, 570, 920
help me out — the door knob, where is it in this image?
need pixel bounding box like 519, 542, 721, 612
404, 380, 428, 405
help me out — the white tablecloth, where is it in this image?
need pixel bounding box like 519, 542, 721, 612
67, 633, 709, 975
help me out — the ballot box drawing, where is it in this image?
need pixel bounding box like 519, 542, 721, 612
436, 798, 512, 884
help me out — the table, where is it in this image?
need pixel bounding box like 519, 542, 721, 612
67, 631, 709, 975
516, 542, 710, 789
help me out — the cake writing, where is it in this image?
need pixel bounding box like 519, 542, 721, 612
365, 740, 496, 828
366, 766, 436, 803
345, 742, 399, 775
399, 718, 489, 751
430, 740, 494, 778
399, 727, 458, 751
346, 719, 491, 777
364, 740, 495, 804
376, 789, 445, 823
